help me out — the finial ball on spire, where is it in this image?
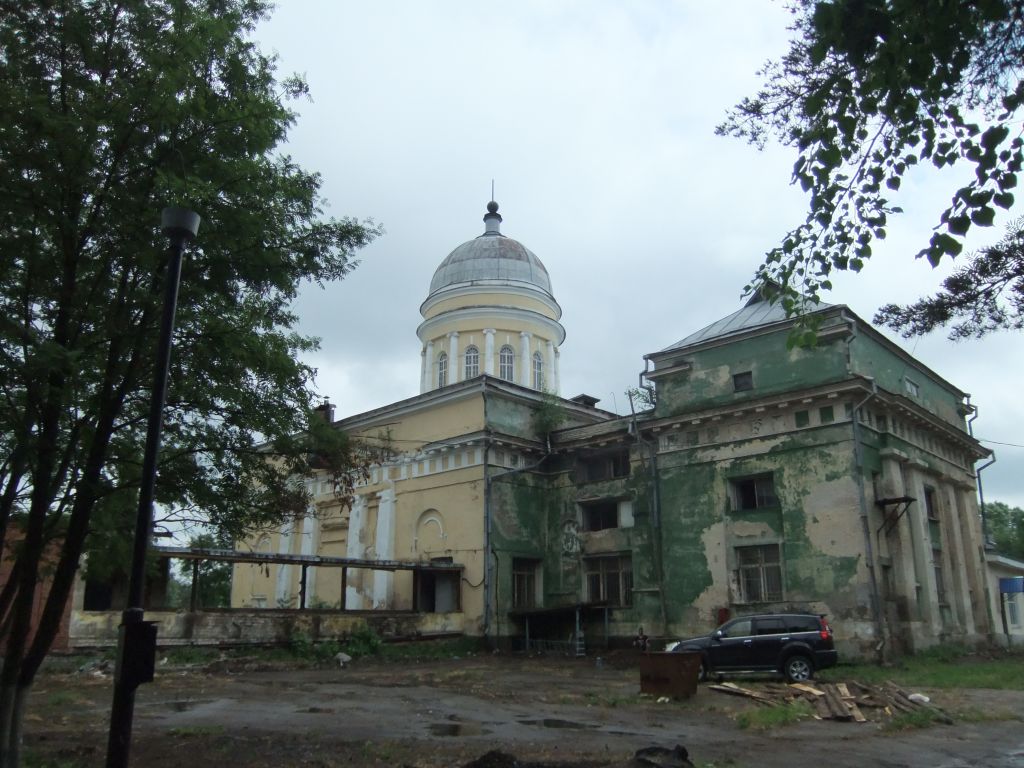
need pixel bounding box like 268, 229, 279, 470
487, 200, 499, 213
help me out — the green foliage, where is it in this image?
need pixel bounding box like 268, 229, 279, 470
736, 699, 814, 730
983, 500, 1024, 560
172, 534, 232, 608
883, 707, 946, 732
288, 622, 383, 664
720, 0, 1024, 335
818, 644, 1024, 689
625, 387, 655, 412
531, 391, 568, 439
875, 218, 1024, 338
0, 0, 380, 730
378, 636, 480, 661
342, 622, 383, 658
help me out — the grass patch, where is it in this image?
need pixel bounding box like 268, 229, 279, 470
162, 646, 220, 665
24, 753, 86, 768
167, 725, 226, 737
379, 636, 481, 661
883, 707, 945, 732
818, 644, 1024, 689
46, 691, 79, 708
736, 700, 814, 730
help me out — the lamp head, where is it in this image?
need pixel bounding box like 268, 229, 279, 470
161, 207, 201, 244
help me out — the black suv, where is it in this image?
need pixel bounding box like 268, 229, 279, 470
671, 613, 837, 682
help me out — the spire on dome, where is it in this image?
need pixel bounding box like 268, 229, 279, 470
483, 200, 502, 236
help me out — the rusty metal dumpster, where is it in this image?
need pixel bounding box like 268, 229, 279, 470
639, 652, 701, 699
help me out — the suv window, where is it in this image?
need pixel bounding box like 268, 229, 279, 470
723, 619, 752, 637
785, 616, 819, 632
755, 617, 785, 635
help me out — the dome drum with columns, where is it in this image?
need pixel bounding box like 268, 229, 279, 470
418, 202, 564, 393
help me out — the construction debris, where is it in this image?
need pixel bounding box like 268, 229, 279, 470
706, 680, 952, 724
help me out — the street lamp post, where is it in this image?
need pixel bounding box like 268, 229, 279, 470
106, 207, 200, 768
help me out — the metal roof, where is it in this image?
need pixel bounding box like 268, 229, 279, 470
427, 202, 553, 297
661, 294, 833, 353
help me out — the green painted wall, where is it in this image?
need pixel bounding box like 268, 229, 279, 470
848, 332, 967, 430
654, 331, 849, 417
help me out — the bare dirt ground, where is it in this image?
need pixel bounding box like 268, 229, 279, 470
25, 653, 1024, 767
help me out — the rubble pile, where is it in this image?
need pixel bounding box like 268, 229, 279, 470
708, 680, 953, 723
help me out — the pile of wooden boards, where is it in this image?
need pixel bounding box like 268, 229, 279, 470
707, 680, 953, 724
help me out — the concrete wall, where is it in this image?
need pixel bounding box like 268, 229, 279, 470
69, 608, 464, 649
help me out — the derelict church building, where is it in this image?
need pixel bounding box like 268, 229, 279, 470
232, 202, 995, 659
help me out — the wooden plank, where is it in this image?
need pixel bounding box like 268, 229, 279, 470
836, 683, 852, 698
823, 687, 854, 720
788, 682, 825, 696
847, 701, 868, 723
812, 696, 832, 719
707, 683, 775, 703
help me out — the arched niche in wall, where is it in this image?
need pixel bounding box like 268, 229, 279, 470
414, 509, 446, 556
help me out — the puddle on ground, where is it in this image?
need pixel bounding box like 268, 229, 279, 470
519, 718, 596, 730
428, 722, 490, 737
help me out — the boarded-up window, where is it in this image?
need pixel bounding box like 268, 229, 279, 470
736, 544, 782, 602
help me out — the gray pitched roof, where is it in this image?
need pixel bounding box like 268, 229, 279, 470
661, 293, 833, 353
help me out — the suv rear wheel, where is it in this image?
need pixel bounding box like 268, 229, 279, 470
784, 654, 813, 682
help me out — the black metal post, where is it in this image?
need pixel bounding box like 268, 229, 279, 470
106, 208, 199, 768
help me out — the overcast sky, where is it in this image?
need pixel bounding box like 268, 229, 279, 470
252, 2, 1023, 509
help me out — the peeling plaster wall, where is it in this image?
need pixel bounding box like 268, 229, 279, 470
69, 609, 464, 649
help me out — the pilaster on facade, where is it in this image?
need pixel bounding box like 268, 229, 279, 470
424, 341, 435, 393
345, 494, 368, 609
419, 346, 427, 393
484, 329, 495, 376
448, 332, 460, 384
274, 519, 296, 608
519, 331, 532, 387
372, 485, 397, 608
546, 341, 557, 394
300, 507, 319, 603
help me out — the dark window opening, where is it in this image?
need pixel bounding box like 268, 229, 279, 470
733, 371, 753, 392
924, 487, 940, 521
581, 500, 620, 531
584, 555, 632, 607
819, 405, 834, 423
795, 410, 809, 428
736, 544, 783, 602
730, 474, 778, 511
414, 569, 460, 613
577, 450, 630, 482
512, 558, 541, 609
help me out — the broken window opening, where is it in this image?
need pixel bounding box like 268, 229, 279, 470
580, 499, 633, 532
512, 558, 541, 609
584, 554, 633, 607
729, 474, 778, 511
735, 544, 783, 603
576, 450, 630, 483
733, 371, 753, 392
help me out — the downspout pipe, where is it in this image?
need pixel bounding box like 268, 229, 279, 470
482, 391, 492, 645
843, 308, 886, 661
966, 398, 997, 549
965, 396, 998, 639
629, 384, 668, 635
